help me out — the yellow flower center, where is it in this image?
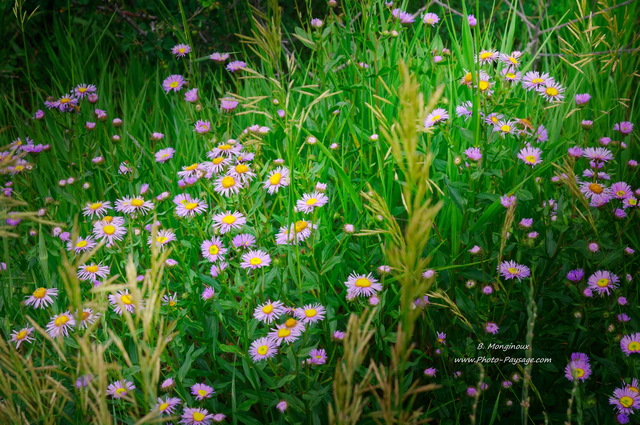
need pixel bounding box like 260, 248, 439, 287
630, 386, 639, 393
545, 87, 559, 96
509, 57, 518, 64
285, 318, 297, 328
257, 345, 269, 355
157, 236, 169, 244
185, 163, 199, 171
103, 216, 113, 223
159, 402, 169, 411
103, 225, 116, 235
14, 165, 25, 171
507, 267, 519, 275
620, 396, 634, 408
463, 72, 472, 83
589, 183, 603, 194
573, 368, 585, 378
262, 304, 274, 314
531, 78, 543, 84
500, 125, 511, 133
213, 156, 224, 164
630, 199, 638, 205
169, 300, 176, 306
197, 389, 207, 397
355, 278, 371, 287
33, 287, 47, 298
478, 81, 489, 91
76, 240, 88, 248
295, 221, 308, 232
221, 176, 235, 188
629, 342, 640, 352
235, 164, 249, 174
60, 98, 71, 104
491, 116, 499, 124
506, 73, 516, 79
115, 387, 127, 395
304, 309, 317, 318
90, 203, 103, 210
219, 144, 232, 151
131, 199, 144, 207
121, 294, 133, 305
596, 278, 609, 287
179, 48, 186, 53
269, 172, 282, 185
250, 257, 262, 266
432, 115, 441, 122
79, 87, 87, 93
82, 311, 91, 320
278, 328, 291, 338
525, 155, 536, 163
16, 330, 28, 340
55, 315, 69, 327
169, 81, 179, 88
86, 265, 99, 273
222, 215, 236, 224
305, 198, 318, 206
480, 52, 492, 60
209, 245, 220, 255
617, 190, 626, 197
184, 202, 199, 210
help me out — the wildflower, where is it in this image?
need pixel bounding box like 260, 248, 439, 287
154, 148, 175, 163
587, 242, 599, 253
161, 378, 175, 391
307, 348, 328, 365
296, 191, 329, 213
249, 337, 278, 362
163, 74, 186, 93
310, 18, 323, 28
107, 380, 135, 399
586, 270, 619, 296
436, 332, 446, 344
220, 97, 239, 111
424, 367, 437, 377
10, 326, 35, 348
476, 50, 498, 64
579, 181, 613, 206
392, 8, 414, 24
619, 313, 631, 322
151, 132, 165, 141
264, 167, 290, 194
185, 88, 198, 102
499, 51, 522, 68
467, 14, 477, 26
201, 237, 227, 262
344, 224, 355, 233
240, 250, 271, 269
269, 323, 302, 345
172, 43, 191, 57
209, 141, 243, 158
295, 304, 326, 324
535, 125, 548, 142
614, 121, 634, 135
174, 194, 208, 217
466, 387, 478, 397
521, 71, 553, 91
611, 182, 633, 199
210, 262, 228, 277
78, 308, 100, 328
212, 211, 246, 234
610, 387, 640, 414
214, 175, 243, 197
344, 272, 382, 298
537, 81, 565, 101
502, 68, 521, 83
202, 286, 215, 300
500, 195, 517, 208
93, 217, 127, 245
156, 396, 181, 415
191, 383, 215, 401
226, 60, 247, 72
567, 269, 584, 282
232, 233, 256, 249
485, 322, 499, 334
333, 331, 345, 340
456, 101, 473, 119
276, 400, 288, 412
494, 120, 516, 136
115, 196, 154, 216
53, 93, 78, 112
564, 352, 591, 382
423, 13, 439, 25
254, 300, 286, 323
583, 147, 614, 162
75, 374, 93, 388
46, 311, 76, 338
108, 290, 138, 315
74, 84, 97, 98
25, 287, 59, 309
476, 71, 493, 95
575, 93, 591, 105
77, 263, 110, 281
162, 293, 178, 307
424, 108, 449, 128
83, 201, 111, 218
210, 52, 229, 62
194, 120, 211, 134
498, 260, 531, 281
464, 147, 482, 161
517, 146, 543, 166
228, 163, 255, 183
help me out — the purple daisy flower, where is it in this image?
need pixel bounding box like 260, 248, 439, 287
171, 43, 191, 57
162, 74, 186, 93
498, 260, 531, 281
344, 272, 382, 298
564, 352, 591, 382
